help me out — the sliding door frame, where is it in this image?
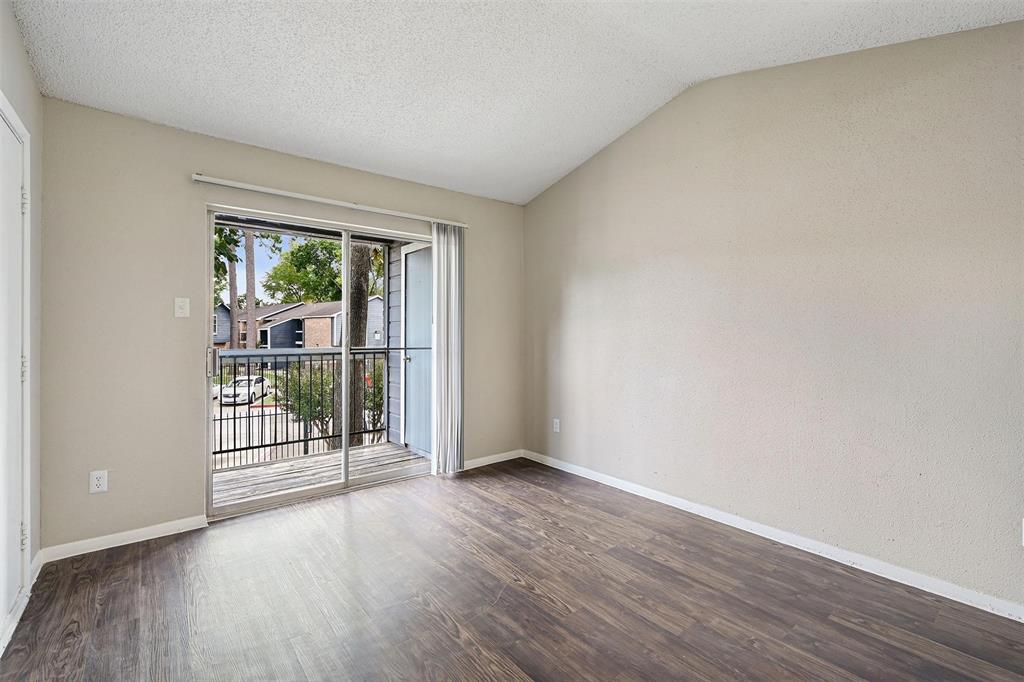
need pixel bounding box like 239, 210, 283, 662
340, 231, 352, 483
204, 206, 430, 520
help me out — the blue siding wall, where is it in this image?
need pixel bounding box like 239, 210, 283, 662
268, 319, 301, 348
387, 244, 404, 445
213, 304, 231, 344
366, 296, 384, 346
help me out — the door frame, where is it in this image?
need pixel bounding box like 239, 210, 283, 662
204, 207, 431, 519
0, 86, 33, 638
399, 242, 431, 450
203, 214, 352, 519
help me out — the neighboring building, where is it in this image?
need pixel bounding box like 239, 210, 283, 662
259, 301, 344, 349
365, 295, 384, 346
241, 302, 304, 347
214, 301, 305, 349
215, 298, 385, 349
212, 302, 231, 347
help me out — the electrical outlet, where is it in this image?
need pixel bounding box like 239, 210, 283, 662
89, 470, 108, 494
553, 418, 560, 433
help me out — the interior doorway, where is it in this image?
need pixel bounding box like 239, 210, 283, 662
207, 212, 432, 518
0, 91, 29, 643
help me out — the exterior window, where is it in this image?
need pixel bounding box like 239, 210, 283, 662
212, 314, 218, 334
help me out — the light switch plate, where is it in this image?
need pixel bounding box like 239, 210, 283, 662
174, 297, 190, 318
553, 418, 560, 433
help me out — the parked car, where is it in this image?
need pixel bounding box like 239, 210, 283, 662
218, 376, 271, 405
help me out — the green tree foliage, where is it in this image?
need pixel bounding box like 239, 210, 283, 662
279, 357, 384, 445
213, 227, 241, 303
235, 293, 266, 310
364, 360, 384, 440
369, 247, 385, 297
261, 238, 385, 304
262, 239, 344, 303
280, 360, 337, 440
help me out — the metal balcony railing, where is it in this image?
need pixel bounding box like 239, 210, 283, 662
210, 348, 389, 472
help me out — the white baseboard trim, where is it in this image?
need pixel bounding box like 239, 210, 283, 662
521, 450, 1024, 623
462, 449, 525, 470
36, 515, 209, 566
30, 551, 43, 585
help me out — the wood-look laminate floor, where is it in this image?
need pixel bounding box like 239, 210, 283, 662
2, 458, 1022, 681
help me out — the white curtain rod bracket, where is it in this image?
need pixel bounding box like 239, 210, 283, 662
192, 173, 469, 229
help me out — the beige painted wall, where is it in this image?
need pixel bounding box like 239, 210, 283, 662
41, 100, 523, 546
524, 23, 1023, 604
1, 1, 42, 557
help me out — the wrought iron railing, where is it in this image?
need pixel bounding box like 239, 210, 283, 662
210, 348, 389, 472
348, 348, 388, 445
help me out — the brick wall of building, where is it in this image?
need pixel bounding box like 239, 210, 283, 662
303, 317, 334, 348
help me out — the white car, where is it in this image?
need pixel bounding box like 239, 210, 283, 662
217, 376, 271, 405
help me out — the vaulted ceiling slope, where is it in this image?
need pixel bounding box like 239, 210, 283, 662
13, 1, 1023, 204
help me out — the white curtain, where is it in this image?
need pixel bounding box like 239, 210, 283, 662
431, 222, 464, 474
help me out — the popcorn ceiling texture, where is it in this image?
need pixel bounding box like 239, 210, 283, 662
12, 1, 1023, 204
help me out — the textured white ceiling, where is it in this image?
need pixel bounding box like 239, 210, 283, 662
13, 1, 1023, 204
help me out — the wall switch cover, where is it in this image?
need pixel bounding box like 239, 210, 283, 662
174, 297, 190, 318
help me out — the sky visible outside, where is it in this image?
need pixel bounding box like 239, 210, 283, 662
219, 234, 295, 305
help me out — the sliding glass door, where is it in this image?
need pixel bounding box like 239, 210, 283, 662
346, 239, 432, 485
207, 213, 432, 517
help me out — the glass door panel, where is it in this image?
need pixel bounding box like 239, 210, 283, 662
402, 244, 432, 458
208, 221, 347, 513
349, 239, 431, 483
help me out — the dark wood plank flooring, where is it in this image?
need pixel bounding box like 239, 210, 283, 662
2, 458, 1022, 680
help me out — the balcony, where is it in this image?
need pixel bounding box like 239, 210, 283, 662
210, 348, 429, 511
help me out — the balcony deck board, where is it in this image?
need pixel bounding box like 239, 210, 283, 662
212, 442, 429, 507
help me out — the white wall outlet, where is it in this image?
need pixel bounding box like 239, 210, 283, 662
174, 297, 191, 318
553, 418, 560, 433
89, 469, 108, 494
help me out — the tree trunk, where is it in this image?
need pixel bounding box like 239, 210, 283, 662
348, 245, 371, 447
244, 233, 257, 349
228, 259, 239, 349
330, 244, 372, 450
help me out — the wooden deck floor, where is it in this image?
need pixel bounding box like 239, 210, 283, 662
211, 442, 430, 507
3, 459, 1022, 680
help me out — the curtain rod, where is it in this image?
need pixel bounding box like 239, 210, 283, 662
191, 173, 469, 229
